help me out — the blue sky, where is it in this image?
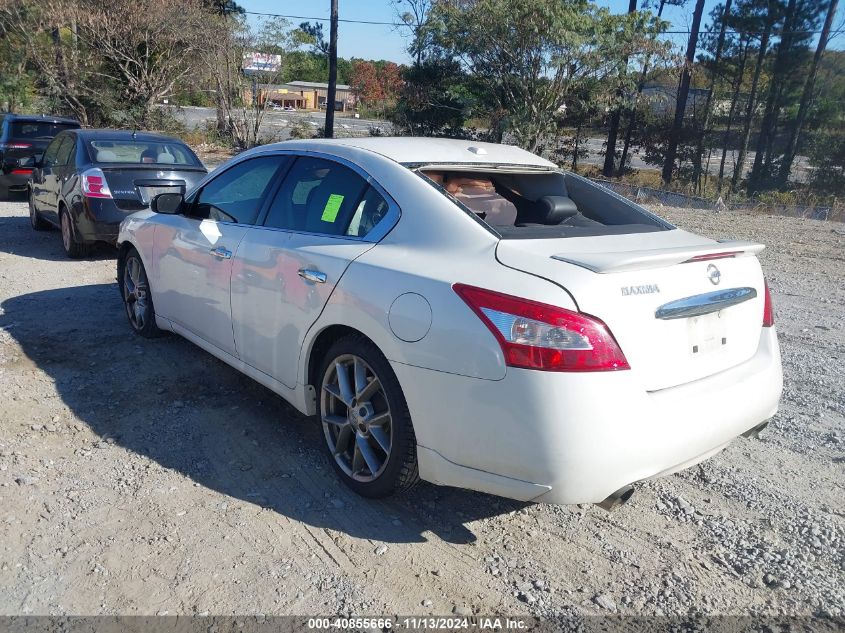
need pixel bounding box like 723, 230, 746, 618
241, 0, 845, 61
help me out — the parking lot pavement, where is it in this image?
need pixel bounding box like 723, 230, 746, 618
0, 195, 842, 617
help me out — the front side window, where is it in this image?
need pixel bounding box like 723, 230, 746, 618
190, 156, 286, 225
42, 135, 66, 168
55, 137, 75, 166
263, 157, 369, 236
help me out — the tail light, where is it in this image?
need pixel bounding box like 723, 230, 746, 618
81, 168, 112, 199
1, 142, 32, 150
683, 251, 742, 263
11, 168, 32, 175
763, 280, 774, 327
453, 284, 630, 372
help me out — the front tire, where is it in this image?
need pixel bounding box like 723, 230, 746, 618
29, 190, 50, 231
119, 248, 164, 338
60, 208, 90, 258
318, 335, 419, 498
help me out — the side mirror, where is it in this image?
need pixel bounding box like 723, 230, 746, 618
152, 192, 183, 214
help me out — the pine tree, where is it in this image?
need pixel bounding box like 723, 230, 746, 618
692, 0, 733, 194
778, 0, 839, 186
602, 0, 638, 177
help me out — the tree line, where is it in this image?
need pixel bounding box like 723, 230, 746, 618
0, 0, 402, 147
388, 0, 844, 199
1, 0, 842, 199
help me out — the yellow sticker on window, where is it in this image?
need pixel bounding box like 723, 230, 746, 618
321, 194, 344, 222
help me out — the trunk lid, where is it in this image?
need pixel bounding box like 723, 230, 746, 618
496, 229, 768, 391
97, 165, 206, 211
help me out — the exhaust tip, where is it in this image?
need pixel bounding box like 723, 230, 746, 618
741, 420, 769, 440
597, 485, 635, 512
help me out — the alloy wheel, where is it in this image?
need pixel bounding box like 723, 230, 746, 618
28, 193, 37, 227
123, 255, 149, 331
321, 354, 393, 482
61, 213, 72, 252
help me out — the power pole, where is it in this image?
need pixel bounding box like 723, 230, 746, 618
661, 0, 706, 185
324, 0, 338, 138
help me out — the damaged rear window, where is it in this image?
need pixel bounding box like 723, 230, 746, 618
418, 167, 672, 239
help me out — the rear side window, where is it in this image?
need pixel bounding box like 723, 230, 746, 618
263, 157, 369, 236
346, 187, 389, 237
191, 155, 286, 225
11, 121, 78, 139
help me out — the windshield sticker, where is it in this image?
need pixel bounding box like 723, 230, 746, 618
321, 194, 344, 222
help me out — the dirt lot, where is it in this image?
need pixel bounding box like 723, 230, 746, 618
0, 195, 842, 618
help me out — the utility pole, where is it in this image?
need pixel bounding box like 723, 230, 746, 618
324, 0, 338, 138
661, 0, 706, 185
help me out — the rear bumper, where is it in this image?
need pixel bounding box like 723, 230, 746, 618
74, 198, 140, 244
0, 171, 31, 190
394, 327, 783, 505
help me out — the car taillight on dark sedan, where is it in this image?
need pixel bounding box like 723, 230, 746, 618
81, 168, 113, 199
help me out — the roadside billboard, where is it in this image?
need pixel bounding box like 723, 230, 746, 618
242, 52, 282, 74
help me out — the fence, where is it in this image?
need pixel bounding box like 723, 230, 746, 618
590, 178, 715, 211
590, 178, 842, 223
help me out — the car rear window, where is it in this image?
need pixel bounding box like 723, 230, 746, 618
11, 121, 79, 139
419, 168, 672, 239
86, 140, 200, 166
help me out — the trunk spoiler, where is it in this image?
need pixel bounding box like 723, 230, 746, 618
550, 240, 765, 274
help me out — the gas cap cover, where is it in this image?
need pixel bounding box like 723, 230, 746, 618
388, 293, 432, 342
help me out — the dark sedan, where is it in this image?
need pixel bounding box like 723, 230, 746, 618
0, 114, 80, 199
28, 129, 207, 257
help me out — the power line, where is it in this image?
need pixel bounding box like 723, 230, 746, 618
241, 9, 842, 37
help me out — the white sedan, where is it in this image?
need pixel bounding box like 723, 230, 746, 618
116, 138, 782, 507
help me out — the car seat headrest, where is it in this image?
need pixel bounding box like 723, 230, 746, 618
537, 196, 579, 224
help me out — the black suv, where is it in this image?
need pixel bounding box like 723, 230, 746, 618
0, 114, 80, 198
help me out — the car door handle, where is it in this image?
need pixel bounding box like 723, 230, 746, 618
298, 268, 327, 283
210, 247, 232, 260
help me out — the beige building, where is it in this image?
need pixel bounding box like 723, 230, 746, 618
257, 81, 355, 111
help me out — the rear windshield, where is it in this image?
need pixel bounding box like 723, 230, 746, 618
11, 121, 79, 139
420, 168, 672, 239
86, 139, 200, 166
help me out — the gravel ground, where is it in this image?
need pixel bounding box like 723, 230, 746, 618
0, 194, 842, 618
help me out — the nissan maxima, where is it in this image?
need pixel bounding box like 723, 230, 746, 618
116, 138, 782, 507
29, 129, 207, 257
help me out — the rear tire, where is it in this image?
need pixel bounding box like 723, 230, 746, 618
118, 247, 165, 338
29, 190, 50, 231
60, 208, 90, 258
318, 334, 419, 498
